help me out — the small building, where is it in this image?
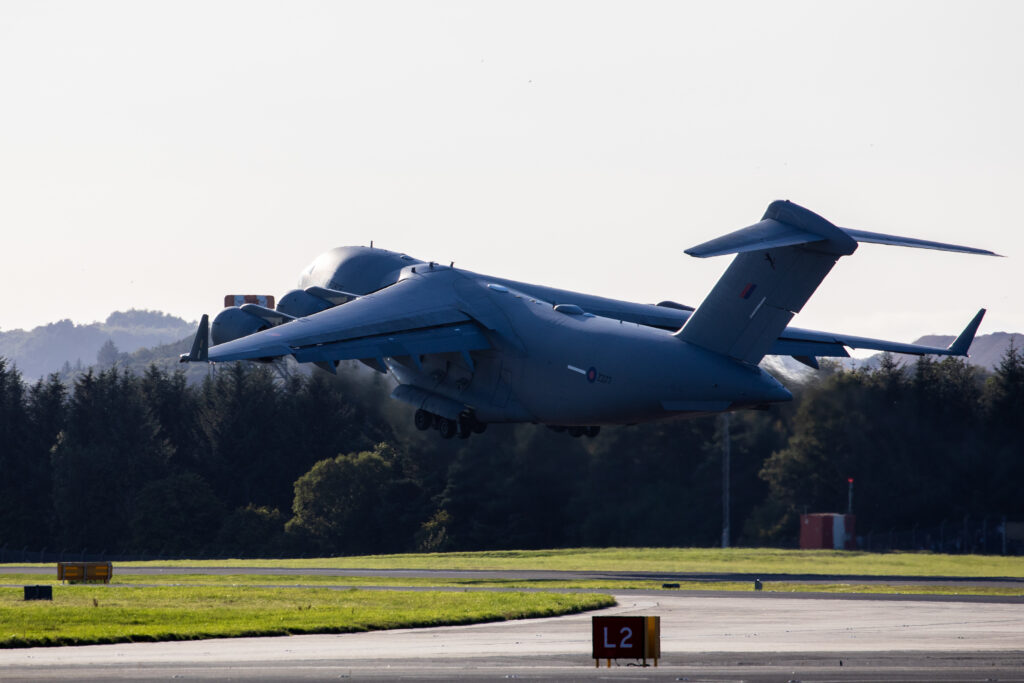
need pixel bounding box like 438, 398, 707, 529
800, 513, 856, 550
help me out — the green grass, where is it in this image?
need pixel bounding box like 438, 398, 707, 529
3, 573, 1020, 598
762, 582, 1023, 597
6, 547, 1016, 577
4, 573, 671, 590
0, 585, 614, 649
7, 547, 1016, 651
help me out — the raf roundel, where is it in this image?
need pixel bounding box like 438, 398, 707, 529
586, 367, 598, 383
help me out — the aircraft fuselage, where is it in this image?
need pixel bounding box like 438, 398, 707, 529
355, 262, 790, 426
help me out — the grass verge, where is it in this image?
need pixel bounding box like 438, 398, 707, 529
15, 547, 1018, 578
3, 574, 1020, 597
0, 585, 614, 649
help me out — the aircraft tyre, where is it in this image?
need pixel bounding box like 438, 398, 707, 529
437, 417, 458, 439
568, 426, 585, 437
585, 426, 601, 437
414, 409, 432, 431
471, 421, 487, 434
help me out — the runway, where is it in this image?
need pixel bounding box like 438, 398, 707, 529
2, 590, 1022, 681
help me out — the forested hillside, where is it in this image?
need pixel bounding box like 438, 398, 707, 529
0, 310, 195, 381
0, 348, 1021, 559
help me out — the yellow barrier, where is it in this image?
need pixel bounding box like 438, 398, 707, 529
57, 561, 113, 584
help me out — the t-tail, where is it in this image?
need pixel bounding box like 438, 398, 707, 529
675, 200, 998, 366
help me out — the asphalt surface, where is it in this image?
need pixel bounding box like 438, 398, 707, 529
2, 567, 1023, 681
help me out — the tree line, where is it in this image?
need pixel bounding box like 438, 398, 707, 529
0, 346, 1021, 559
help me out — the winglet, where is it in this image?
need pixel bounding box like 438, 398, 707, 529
948, 308, 986, 356
179, 314, 210, 363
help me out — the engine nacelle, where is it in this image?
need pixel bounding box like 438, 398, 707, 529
277, 289, 333, 318
211, 307, 269, 345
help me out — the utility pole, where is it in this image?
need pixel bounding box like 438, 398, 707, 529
721, 412, 731, 549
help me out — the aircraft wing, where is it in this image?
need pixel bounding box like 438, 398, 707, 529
770, 309, 986, 360
187, 273, 492, 367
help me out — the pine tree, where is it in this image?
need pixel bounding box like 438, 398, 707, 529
197, 363, 290, 509
51, 368, 171, 552
981, 340, 1024, 517
0, 359, 33, 547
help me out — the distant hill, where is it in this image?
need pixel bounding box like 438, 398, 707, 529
3, 308, 1018, 386
0, 309, 196, 381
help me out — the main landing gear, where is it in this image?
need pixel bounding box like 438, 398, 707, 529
414, 409, 488, 440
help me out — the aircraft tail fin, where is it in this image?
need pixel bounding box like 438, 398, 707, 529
676, 201, 996, 365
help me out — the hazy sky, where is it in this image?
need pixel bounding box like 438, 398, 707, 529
2, 1, 1021, 347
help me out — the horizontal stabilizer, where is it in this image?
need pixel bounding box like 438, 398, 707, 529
687, 201, 1001, 259
844, 229, 1002, 257
686, 200, 858, 259
685, 223, 825, 258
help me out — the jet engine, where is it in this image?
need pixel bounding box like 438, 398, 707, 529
277, 289, 333, 318
211, 306, 269, 345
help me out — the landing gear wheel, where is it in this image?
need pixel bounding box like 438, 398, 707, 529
471, 421, 487, 434
585, 426, 601, 438
414, 409, 433, 431
457, 420, 472, 439
437, 418, 458, 439
568, 426, 585, 437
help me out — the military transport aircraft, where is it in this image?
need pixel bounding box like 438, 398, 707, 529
181, 200, 997, 439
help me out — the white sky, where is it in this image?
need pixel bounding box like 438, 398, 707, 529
1, 1, 1020, 345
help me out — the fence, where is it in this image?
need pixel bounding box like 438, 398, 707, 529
2, 518, 1022, 562
857, 516, 1022, 555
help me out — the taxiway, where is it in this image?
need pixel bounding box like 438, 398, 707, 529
1, 589, 1021, 681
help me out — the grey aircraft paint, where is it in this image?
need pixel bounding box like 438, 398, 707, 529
183, 201, 998, 439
